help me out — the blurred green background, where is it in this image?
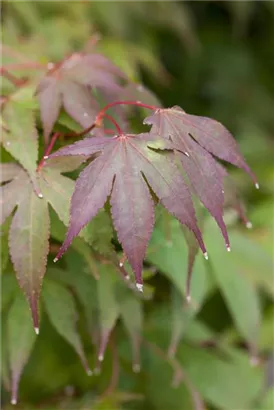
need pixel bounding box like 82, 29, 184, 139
1, 1, 273, 409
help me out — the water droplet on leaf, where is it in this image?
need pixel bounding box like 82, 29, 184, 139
136, 283, 143, 292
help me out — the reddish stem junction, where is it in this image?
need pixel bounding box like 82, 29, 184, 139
37, 100, 158, 171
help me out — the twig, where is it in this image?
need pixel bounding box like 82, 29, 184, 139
36, 132, 60, 171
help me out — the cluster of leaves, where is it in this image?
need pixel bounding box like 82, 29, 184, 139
1, 1, 274, 409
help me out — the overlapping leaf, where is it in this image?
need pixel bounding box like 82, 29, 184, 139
42, 278, 92, 375
203, 219, 261, 355
144, 106, 257, 249
36, 52, 126, 141
50, 132, 206, 289
1, 107, 103, 329
1, 100, 40, 194
96, 264, 120, 366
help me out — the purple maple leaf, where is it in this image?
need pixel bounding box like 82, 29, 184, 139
50, 132, 206, 290
36, 52, 127, 141
144, 106, 258, 249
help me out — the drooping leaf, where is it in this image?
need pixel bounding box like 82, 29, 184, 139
144, 106, 257, 248
39, 157, 114, 256
97, 264, 120, 364
145, 106, 257, 182
227, 231, 274, 297
50, 132, 206, 289
7, 292, 37, 405
1, 101, 38, 179
147, 216, 209, 302
9, 183, 50, 331
1, 154, 85, 330
1, 162, 48, 328
120, 291, 143, 372
204, 220, 261, 355
42, 278, 92, 375
36, 52, 126, 140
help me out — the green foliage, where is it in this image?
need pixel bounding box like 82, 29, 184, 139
1, 1, 273, 409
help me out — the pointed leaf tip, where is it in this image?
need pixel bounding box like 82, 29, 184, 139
34, 327, 39, 335
255, 182, 260, 190
186, 294, 191, 303
98, 354, 104, 362
136, 283, 144, 293
203, 252, 208, 260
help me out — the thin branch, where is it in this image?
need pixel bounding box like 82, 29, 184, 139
64, 121, 97, 138
0, 68, 27, 87
97, 100, 158, 120
103, 113, 122, 134
37, 132, 60, 171
0, 62, 47, 72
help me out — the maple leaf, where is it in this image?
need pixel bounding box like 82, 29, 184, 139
144, 106, 257, 249
49, 132, 207, 290
1, 165, 50, 332
1, 100, 41, 195
36, 52, 126, 141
